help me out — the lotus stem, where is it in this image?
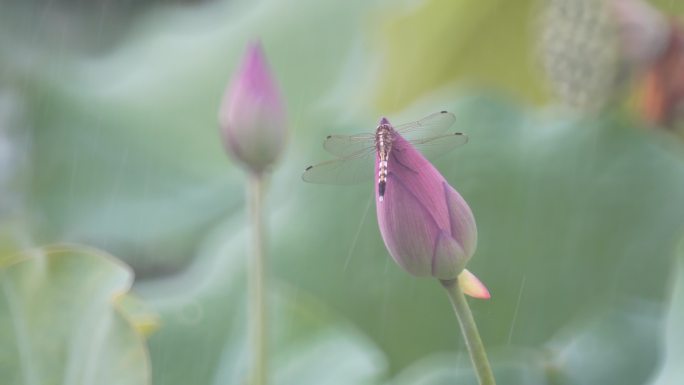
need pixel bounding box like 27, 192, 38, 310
442, 278, 496, 385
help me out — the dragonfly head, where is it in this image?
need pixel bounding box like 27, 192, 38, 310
378, 117, 392, 132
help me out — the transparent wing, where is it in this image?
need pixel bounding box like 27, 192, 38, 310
320, 111, 456, 156
302, 152, 375, 185
304, 112, 459, 184
394, 111, 457, 141
322, 133, 375, 157
406, 132, 468, 159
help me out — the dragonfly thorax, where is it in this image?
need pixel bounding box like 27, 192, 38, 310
375, 123, 393, 155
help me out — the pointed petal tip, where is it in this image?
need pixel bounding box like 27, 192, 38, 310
459, 269, 491, 299
244, 41, 268, 70
247, 39, 263, 52
471, 289, 490, 299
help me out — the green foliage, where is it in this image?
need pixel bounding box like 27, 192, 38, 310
650, 239, 684, 385
387, 350, 548, 385
373, 0, 546, 112
0, 245, 151, 385
139, 223, 386, 385
2, 0, 684, 384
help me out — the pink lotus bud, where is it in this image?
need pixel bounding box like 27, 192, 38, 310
219, 41, 287, 174
375, 121, 487, 297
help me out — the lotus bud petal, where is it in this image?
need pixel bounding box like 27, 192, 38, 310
458, 269, 491, 299
219, 41, 287, 174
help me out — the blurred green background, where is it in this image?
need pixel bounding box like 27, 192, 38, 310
2, 0, 684, 384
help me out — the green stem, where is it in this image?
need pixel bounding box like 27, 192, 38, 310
248, 174, 267, 385
441, 279, 496, 385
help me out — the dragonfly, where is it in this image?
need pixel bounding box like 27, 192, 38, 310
302, 111, 468, 202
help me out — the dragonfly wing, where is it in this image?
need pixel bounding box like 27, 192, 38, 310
406, 132, 468, 159
322, 134, 375, 157
302, 152, 375, 185
394, 111, 457, 141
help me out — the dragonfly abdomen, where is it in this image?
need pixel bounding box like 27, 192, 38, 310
378, 158, 388, 201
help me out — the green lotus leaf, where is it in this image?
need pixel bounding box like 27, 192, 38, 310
0, 245, 152, 385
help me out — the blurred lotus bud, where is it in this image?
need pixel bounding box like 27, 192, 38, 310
639, 22, 684, 127
219, 41, 287, 174
609, 0, 669, 72
539, 0, 674, 113
375, 127, 488, 298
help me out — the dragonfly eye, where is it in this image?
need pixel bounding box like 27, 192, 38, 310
440, 110, 447, 114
